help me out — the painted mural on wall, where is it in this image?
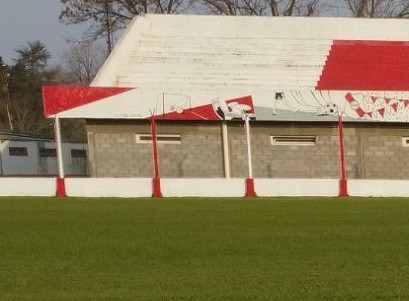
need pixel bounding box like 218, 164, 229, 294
43, 86, 409, 123
154, 95, 255, 121
255, 90, 409, 122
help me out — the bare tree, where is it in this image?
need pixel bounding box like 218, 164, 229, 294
342, 0, 409, 18
64, 42, 105, 86
199, 0, 321, 16
60, 0, 193, 53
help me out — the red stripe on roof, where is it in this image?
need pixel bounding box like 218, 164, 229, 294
42, 86, 134, 117
317, 40, 409, 91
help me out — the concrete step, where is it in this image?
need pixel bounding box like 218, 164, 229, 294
128, 54, 328, 66
116, 75, 318, 86
115, 78, 318, 91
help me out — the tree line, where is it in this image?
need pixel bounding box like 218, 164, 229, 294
1, 0, 409, 140
0, 41, 103, 141
60, 0, 409, 52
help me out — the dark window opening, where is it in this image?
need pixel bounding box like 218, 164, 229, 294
71, 149, 87, 158
271, 136, 316, 146
9, 147, 28, 156
136, 134, 182, 144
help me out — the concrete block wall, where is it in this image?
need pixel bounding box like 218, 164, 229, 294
155, 123, 224, 178
87, 121, 224, 178
348, 126, 409, 179
87, 123, 153, 177
228, 123, 340, 178
86, 120, 409, 179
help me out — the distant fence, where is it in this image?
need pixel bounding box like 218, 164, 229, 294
1, 177, 409, 198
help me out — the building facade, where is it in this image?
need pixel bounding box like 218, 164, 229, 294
86, 120, 409, 179
42, 15, 409, 181
0, 133, 88, 176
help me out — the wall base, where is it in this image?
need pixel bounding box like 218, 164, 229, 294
246, 178, 257, 198
152, 177, 162, 198
56, 177, 67, 198
6, 177, 409, 198
339, 179, 349, 198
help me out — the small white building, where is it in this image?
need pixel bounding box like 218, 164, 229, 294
0, 133, 88, 176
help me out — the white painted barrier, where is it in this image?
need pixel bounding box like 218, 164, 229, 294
256, 179, 339, 197
349, 180, 409, 197
66, 178, 152, 198
3, 177, 409, 198
0, 178, 56, 197
161, 178, 246, 197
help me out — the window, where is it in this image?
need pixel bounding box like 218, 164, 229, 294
270, 136, 316, 146
39, 148, 56, 157
8, 147, 28, 156
402, 137, 409, 147
136, 134, 182, 144
71, 149, 87, 158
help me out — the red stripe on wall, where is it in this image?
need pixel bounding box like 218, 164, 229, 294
316, 40, 409, 91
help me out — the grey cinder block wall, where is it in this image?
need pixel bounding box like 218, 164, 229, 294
86, 120, 409, 179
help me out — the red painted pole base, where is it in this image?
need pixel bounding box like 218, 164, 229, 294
339, 179, 349, 198
56, 177, 67, 198
152, 177, 162, 198
245, 178, 257, 198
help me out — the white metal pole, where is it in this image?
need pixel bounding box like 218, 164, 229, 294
222, 122, 231, 178
54, 116, 65, 179
244, 114, 253, 179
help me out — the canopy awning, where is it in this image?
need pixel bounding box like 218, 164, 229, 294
42, 86, 256, 121
42, 86, 409, 123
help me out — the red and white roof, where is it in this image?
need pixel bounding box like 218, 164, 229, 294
43, 14, 409, 122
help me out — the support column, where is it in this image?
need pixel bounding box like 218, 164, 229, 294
54, 116, 66, 198
244, 114, 256, 197
338, 117, 348, 197
151, 116, 162, 198
222, 122, 231, 178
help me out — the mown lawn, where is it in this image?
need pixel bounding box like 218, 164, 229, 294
1, 197, 409, 300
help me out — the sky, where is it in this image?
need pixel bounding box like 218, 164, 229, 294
0, 0, 86, 66
0, 0, 346, 67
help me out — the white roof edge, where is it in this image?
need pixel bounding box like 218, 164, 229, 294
142, 14, 409, 39
145, 13, 409, 23
91, 16, 147, 87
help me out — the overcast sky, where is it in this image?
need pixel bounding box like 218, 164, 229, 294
0, 0, 347, 66
0, 0, 86, 65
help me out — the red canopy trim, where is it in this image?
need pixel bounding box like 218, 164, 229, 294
153, 96, 255, 121
42, 86, 134, 117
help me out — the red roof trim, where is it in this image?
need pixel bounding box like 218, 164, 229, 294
42, 86, 134, 117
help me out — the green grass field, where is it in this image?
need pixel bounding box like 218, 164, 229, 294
1, 197, 409, 300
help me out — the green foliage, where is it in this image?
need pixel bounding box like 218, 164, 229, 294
0, 41, 88, 141
1, 197, 409, 300
14, 41, 51, 74
0, 56, 11, 130
3, 41, 56, 136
